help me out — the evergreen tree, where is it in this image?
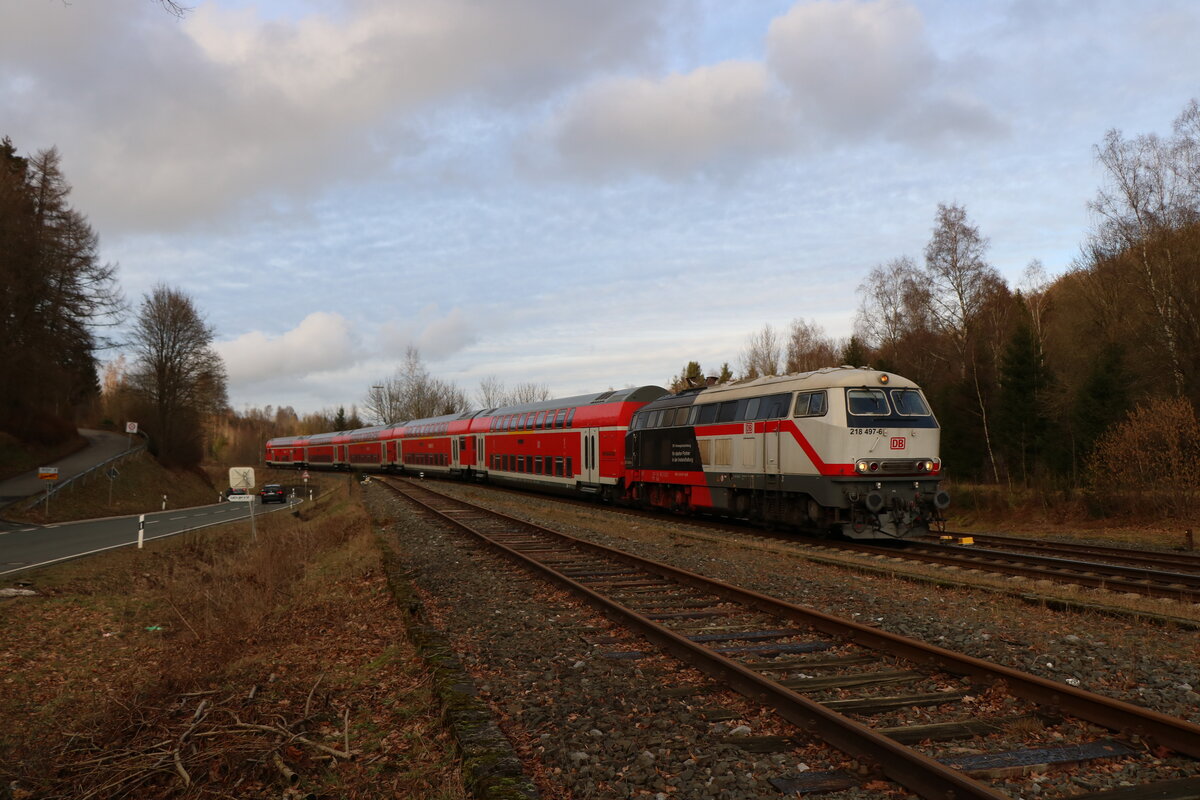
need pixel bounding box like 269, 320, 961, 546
840, 336, 868, 367
995, 306, 1050, 484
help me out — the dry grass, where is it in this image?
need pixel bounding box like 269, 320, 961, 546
0, 480, 467, 800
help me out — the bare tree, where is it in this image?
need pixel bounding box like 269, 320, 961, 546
365, 347, 468, 424
1088, 116, 1199, 397
855, 256, 929, 351
128, 284, 227, 465
475, 375, 552, 408
739, 324, 781, 379
784, 319, 837, 373
924, 202, 1004, 481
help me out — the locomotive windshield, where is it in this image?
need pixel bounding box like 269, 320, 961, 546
890, 388, 931, 416
847, 389, 889, 416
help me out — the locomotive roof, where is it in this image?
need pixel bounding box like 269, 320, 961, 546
690, 367, 920, 402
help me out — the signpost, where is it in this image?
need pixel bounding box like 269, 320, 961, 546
125, 421, 138, 450
229, 467, 257, 540
39, 467, 58, 514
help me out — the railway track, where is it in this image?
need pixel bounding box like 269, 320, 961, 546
802, 538, 1200, 605
434, 477, 1200, 606
933, 532, 1200, 575
381, 477, 1200, 799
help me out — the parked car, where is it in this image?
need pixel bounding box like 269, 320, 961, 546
259, 484, 286, 504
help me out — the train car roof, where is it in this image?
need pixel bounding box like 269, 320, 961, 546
478, 385, 667, 419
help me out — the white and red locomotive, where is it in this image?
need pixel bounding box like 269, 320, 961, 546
265, 367, 949, 540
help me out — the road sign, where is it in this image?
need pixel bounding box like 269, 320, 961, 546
125, 422, 138, 434
229, 467, 255, 490
38, 467, 58, 481
228, 494, 255, 502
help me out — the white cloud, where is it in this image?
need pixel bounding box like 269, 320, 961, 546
216, 311, 356, 386
766, 0, 1004, 144
1, 0, 663, 232
542, 60, 796, 178
378, 305, 476, 362
536, 0, 1004, 179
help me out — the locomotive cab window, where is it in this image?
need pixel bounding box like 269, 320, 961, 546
847, 389, 890, 416
890, 389, 931, 416
696, 404, 719, 425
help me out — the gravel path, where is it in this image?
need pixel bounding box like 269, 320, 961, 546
368, 481, 1200, 799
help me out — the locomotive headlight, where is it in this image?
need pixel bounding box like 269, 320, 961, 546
878, 374, 889, 384
855, 459, 869, 474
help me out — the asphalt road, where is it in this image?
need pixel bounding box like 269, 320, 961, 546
0, 496, 301, 578
0, 428, 133, 508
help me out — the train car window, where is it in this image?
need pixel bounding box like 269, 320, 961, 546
717, 402, 738, 423
847, 389, 890, 416
686, 406, 700, 425
632, 412, 646, 430
890, 389, 931, 416
554, 409, 567, 428
554, 457, 564, 476
565, 408, 576, 428
732, 398, 752, 421
649, 409, 664, 428
697, 404, 719, 425
535, 456, 543, 473
744, 397, 761, 420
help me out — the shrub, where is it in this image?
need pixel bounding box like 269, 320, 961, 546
1086, 396, 1200, 516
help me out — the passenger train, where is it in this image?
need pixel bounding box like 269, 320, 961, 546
265, 367, 950, 540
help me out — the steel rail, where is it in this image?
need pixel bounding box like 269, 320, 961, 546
942, 533, 1200, 573
384, 478, 1200, 789
828, 540, 1200, 603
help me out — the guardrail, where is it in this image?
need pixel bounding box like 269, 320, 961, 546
19, 431, 149, 511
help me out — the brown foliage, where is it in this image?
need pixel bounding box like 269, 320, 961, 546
1087, 396, 1200, 516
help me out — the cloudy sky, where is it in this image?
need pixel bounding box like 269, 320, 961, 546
4, 0, 1199, 415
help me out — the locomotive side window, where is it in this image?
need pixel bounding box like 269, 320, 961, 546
687, 406, 700, 425
744, 397, 761, 420
793, 391, 828, 417
891, 389, 931, 416
847, 389, 890, 416
696, 404, 719, 425
759, 392, 792, 419
717, 402, 738, 423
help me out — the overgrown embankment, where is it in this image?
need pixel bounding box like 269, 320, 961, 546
0, 479, 468, 800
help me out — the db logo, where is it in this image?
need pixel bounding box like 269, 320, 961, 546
890, 437, 906, 450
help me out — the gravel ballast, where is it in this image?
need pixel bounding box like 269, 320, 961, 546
367, 481, 1200, 799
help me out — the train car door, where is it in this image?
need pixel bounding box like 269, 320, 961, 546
582, 428, 600, 484
452, 437, 460, 469
476, 436, 485, 470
